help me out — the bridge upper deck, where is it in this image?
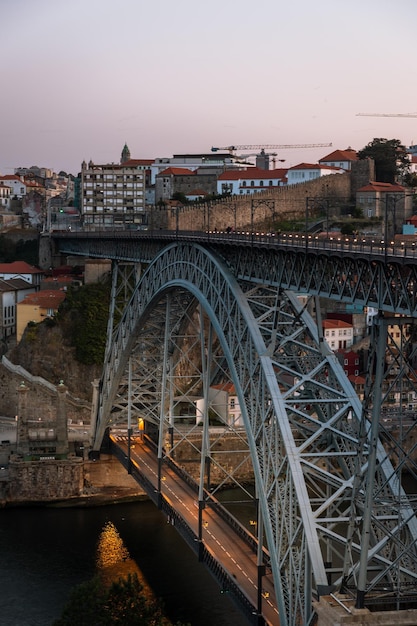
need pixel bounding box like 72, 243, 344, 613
49, 229, 417, 316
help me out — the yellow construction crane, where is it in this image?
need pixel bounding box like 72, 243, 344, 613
211, 143, 332, 153
357, 113, 417, 118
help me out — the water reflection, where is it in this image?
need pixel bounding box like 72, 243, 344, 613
95, 520, 154, 602
96, 521, 130, 569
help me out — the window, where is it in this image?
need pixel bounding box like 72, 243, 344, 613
344, 359, 348, 365
230, 398, 235, 409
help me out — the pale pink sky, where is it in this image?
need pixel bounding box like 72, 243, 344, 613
1, 0, 417, 175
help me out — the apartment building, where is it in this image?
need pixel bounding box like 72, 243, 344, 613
323, 319, 354, 350
80, 159, 146, 228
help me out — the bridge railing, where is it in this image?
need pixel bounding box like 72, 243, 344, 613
159, 442, 271, 568
111, 439, 262, 624
110, 440, 160, 506
52, 226, 417, 261
201, 548, 263, 625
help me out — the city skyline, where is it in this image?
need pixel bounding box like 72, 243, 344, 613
2, 0, 417, 175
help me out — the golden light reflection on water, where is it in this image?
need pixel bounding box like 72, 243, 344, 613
95, 521, 155, 603
96, 521, 130, 569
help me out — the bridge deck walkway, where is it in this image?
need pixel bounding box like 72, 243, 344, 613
112, 435, 279, 626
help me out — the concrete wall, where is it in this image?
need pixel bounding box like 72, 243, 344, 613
314, 595, 417, 625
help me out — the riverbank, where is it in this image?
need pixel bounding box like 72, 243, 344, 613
1, 453, 148, 508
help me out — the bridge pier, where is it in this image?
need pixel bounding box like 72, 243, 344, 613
314, 595, 417, 625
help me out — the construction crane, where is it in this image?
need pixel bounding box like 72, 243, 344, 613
211, 143, 332, 153
356, 113, 417, 118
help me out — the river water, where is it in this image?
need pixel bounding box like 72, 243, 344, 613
0, 499, 252, 626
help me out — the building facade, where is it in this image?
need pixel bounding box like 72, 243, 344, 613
81, 160, 146, 228
216, 168, 287, 195
323, 319, 354, 350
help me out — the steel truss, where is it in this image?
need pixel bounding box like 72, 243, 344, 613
93, 242, 417, 626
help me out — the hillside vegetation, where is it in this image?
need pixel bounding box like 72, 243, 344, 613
10, 282, 111, 399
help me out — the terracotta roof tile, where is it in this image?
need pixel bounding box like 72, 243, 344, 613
357, 182, 406, 193
20, 290, 66, 308
218, 168, 287, 181
320, 148, 358, 162
0, 261, 43, 274
158, 167, 195, 176
323, 319, 352, 329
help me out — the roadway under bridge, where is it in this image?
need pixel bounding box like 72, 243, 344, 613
48, 230, 417, 626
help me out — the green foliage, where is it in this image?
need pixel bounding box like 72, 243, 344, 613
0, 236, 39, 265
403, 172, 417, 188
53, 573, 189, 626
351, 206, 364, 218
340, 223, 355, 235
172, 192, 188, 204
24, 322, 39, 342
358, 138, 409, 183
62, 282, 111, 365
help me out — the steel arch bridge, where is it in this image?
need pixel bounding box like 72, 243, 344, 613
89, 240, 417, 626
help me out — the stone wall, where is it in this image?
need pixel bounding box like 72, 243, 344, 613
7, 456, 84, 501
165, 172, 353, 232
0, 359, 92, 425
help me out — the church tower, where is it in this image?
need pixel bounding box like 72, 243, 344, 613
121, 143, 131, 164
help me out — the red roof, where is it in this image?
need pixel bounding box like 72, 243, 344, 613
289, 163, 343, 171
357, 182, 406, 193
320, 148, 358, 163
0, 175, 24, 182
158, 167, 195, 176
0, 261, 43, 274
323, 319, 352, 329
211, 382, 236, 394
20, 290, 66, 308
349, 375, 366, 385
218, 167, 287, 181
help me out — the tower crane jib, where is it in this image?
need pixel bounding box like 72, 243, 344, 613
356, 113, 417, 118
211, 143, 332, 153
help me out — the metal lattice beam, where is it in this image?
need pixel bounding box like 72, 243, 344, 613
93, 242, 417, 626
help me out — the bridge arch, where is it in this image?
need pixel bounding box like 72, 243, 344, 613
93, 241, 417, 626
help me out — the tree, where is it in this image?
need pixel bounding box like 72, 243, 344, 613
357, 138, 409, 183
53, 572, 189, 626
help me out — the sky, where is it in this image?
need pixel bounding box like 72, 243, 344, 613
2, 0, 417, 176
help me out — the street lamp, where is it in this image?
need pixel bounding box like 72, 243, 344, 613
251, 198, 275, 243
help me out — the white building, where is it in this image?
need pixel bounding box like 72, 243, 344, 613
81, 159, 146, 228
319, 148, 358, 171
0, 278, 36, 338
151, 153, 237, 185
0, 183, 11, 209
0, 261, 44, 287
323, 319, 354, 350
217, 167, 287, 195
195, 383, 243, 427
286, 163, 345, 185
0, 175, 27, 198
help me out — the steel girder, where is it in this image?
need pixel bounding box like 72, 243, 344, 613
55, 234, 417, 315
93, 242, 417, 626
217, 246, 417, 315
